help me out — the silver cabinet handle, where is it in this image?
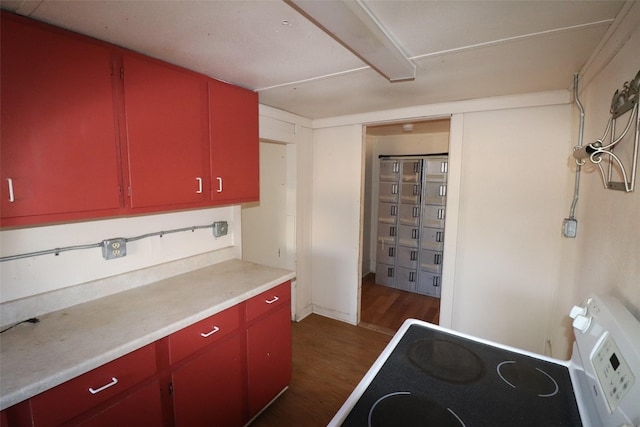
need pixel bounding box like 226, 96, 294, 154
200, 326, 220, 338
216, 177, 223, 193
89, 377, 118, 394
265, 296, 279, 304
7, 178, 15, 202
196, 177, 203, 194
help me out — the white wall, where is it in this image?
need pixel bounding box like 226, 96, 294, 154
307, 92, 572, 351
311, 125, 364, 324
549, 12, 640, 358
242, 142, 290, 270
0, 206, 239, 325
452, 104, 572, 352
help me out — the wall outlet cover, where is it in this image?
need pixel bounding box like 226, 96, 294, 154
102, 238, 127, 260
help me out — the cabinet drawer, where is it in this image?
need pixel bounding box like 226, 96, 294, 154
420, 249, 444, 274
246, 281, 291, 323
396, 267, 418, 292
379, 159, 400, 181
30, 344, 157, 427
398, 225, 419, 248
375, 263, 395, 287
417, 272, 442, 298
398, 203, 420, 226
424, 158, 448, 181
168, 304, 241, 364
378, 202, 398, 224
378, 181, 399, 203
421, 227, 445, 251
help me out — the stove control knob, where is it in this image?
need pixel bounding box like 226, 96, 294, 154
572, 314, 592, 333
569, 305, 587, 319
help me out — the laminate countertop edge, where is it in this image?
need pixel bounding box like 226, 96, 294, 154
0, 259, 296, 410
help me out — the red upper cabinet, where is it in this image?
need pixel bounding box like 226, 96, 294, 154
1, 13, 260, 228
209, 80, 259, 205
120, 53, 210, 210
0, 13, 123, 226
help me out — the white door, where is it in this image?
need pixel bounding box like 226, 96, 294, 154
241, 142, 289, 269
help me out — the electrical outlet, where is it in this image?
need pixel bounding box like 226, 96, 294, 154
102, 238, 127, 260
212, 221, 228, 237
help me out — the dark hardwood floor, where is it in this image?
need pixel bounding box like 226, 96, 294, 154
250, 275, 440, 426
359, 273, 440, 335
249, 314, 391, 426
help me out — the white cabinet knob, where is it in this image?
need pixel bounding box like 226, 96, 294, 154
569, 305, 587, 319
572, 314, 592, 333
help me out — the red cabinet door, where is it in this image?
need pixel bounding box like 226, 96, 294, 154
209, 80, 259, 205
171, 333, 245, 427
0, 14, 122, 225
75, 380, 164, 427
246, 304, 292, 417
122, 53, 209, 209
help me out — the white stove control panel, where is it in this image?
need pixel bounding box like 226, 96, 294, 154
590, 333, 635, 413
570, 295, 640, 427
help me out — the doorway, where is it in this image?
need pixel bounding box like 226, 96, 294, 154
360, 119, 450, 334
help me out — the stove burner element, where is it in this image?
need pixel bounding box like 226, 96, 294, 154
497, 361, 559, 397
368, 392, 465, 427
407, 338, 485, 383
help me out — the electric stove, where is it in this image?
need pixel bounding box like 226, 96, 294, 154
330, 295, 640, 427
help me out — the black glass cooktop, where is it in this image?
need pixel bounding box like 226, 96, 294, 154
340, 324, 582, 426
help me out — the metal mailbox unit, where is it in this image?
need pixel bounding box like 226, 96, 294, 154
375, 155, 448, 298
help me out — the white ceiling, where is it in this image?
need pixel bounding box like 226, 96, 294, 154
0, 0, 629, 119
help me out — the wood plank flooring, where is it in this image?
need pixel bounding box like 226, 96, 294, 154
359, 273, 440, 335
249, 314, 391, 427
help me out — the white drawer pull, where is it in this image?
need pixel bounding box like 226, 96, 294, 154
89, 377, 118, 394
265, 296, 279, 304
7, 178, 15, 203
200, 326, 220, 338
216, 177, 223, 193
196, 177, 203, 194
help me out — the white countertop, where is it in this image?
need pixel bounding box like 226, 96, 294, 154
0, 259, 295, 410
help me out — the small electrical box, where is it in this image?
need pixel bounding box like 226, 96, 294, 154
212, 221, 228, 238
562, 218, 578, 238
102, 238, 127, 260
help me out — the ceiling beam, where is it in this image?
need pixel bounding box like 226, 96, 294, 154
284, 0, 416, 82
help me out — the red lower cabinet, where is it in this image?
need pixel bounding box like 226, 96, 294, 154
76, 380, 164, 427
247, 304, 292, 417
1, 282, 292, 426
30, 344, 158, 427
171, 333, 245, 427
245, 281, 292, 418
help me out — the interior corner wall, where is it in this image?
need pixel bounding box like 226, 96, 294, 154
257, 105, 314, 321
310, 124, 364, 324
550, 19, 640, 358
